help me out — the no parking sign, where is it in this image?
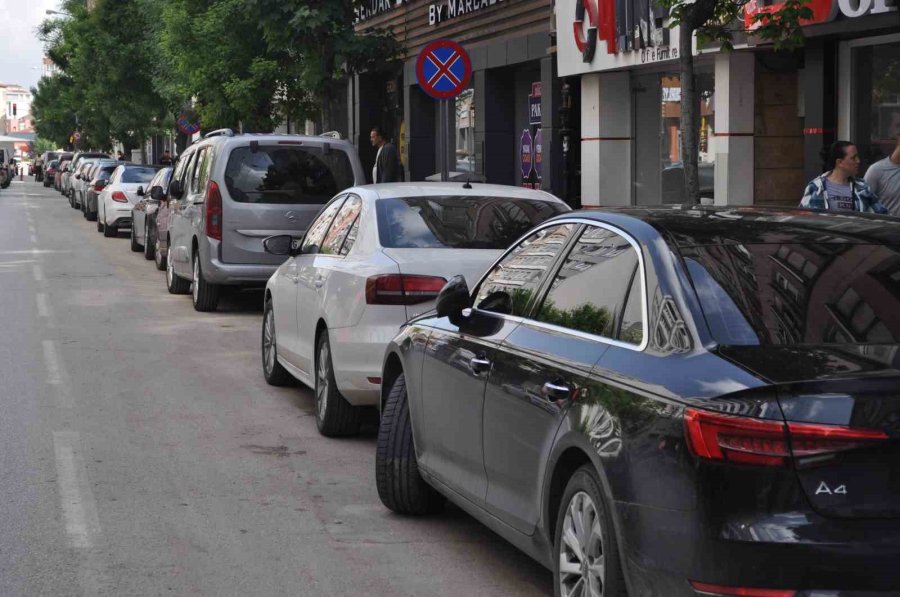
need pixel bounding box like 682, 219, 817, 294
416, 39, 472, 100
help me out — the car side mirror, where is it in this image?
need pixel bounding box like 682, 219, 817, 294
137, 186, 145, 197
169, 180, 183, 199
262, 234, 298, 257
436, 275, 472, 324
150, 185, 163, 200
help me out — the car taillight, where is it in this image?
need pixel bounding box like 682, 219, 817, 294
111, 191, 128, 203
206, 181, 222, 240
94, 182, 105, 191
365, 275, 446, 305
684, 408, 889, 467
690, 580, 796, 597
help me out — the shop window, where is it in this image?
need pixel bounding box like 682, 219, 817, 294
852, 42, 900, 171
455, 89, 475, 173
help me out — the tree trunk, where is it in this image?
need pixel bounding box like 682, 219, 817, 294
679, 22, 700, 206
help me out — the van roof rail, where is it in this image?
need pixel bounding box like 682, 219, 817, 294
204, 128, 235, 139
319, 131, 342, 140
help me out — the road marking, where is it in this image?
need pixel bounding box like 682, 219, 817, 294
52, 431, 102, 548
30, 234, 38, 244
0, 250, 65, 255
36, 293, 52, 319
42, 340, 64, 385
28, 225, 36, 234
32, 264, 44, 281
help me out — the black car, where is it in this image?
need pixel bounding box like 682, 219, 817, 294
376, 206, 900, 597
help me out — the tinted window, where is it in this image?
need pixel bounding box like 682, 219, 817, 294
302, 197, 346, 253
48, 161, 59, 168
190, 148, 209, 193
223, 145, 355, 205
683, 243, 900, 345
96, 165, 117, 180
121, 166, 160, 183
474, 224, 575, 317
321, 196, 363, 256
340, 218, 360, 257
172, 152, 194, 190
535, 226, 641, 341
620, 268, 644, 344
375, 196, 568, 249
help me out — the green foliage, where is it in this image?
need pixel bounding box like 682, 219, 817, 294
34, 138, 58, 155
538, 300, 612, 337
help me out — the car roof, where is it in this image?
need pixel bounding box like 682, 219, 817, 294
561, 205, 900, 247
352, 182, 564, 203
189, 132, 357, 152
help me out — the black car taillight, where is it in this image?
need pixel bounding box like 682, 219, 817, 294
684, 407, 888, 467
365, 275, 446, 306
206, 181, 222, 240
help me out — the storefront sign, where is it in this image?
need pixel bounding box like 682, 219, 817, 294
354, 0, 409, 25
520, 129, 533, 179
744, 0, 896, 29
428, 0, 505, 26
533, 128, 543, 180
529, 83, 542, 126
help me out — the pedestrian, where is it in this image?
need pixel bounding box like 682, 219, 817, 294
117, 151, 125, 161
159, 150, 174, 166
369, 126, 399, 183
864, 135, 900, 216
800, 141, 888, 214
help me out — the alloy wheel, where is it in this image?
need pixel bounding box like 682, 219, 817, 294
155, 236, 164, 269
166, 253, 175, 287
559, 491, 606, 597
263, 308, 276, 375
316, 340, 330, 421
192, 256, 199, 303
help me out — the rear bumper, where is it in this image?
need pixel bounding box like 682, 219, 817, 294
204, 254, 278, 286
107, 209, 132, 227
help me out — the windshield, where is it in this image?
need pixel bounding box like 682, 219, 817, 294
121, 166, 161, 183
682, 243, 900, 346
375, 196, 569, 249
223, 145, 355, 205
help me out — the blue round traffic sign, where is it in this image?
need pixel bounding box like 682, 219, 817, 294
416, 39, 472, 100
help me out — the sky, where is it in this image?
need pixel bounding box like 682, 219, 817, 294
0, 0, 62, 91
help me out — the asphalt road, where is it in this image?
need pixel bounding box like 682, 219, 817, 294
0, 179, 551, 596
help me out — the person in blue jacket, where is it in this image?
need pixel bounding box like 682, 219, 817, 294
801, 141, 888, 214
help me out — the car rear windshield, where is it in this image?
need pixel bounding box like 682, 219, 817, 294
121, 166, 160, 183
223, 145, 355, 205
97, 165, 117, 179
682, 243, 900, 346
375, 196, 569, 249
48, 160, 59, 168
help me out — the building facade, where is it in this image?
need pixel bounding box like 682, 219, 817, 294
0, 84, 33, 135
557, 0, 899, 208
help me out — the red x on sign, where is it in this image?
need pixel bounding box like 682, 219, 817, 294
416, 39, 472, 100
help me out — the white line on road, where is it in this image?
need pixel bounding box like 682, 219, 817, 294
32, 264, 44, 281
52, 431, 102, 548
28, 225, 36, 234
30, 234, 38, 244
0, 250, 64, 255
36, 293, 52, 319
41, 340, 74, 408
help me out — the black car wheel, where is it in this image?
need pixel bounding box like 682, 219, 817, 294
314, 332, 360, 437
103, 222, 118, 238
130, 224, 142, 252
553, 465, 626, 597
261, 299, 294, 387
375, 372, 445, 515
191, 252, 220, 312
144, 224, 156, 261
166, 249, 191, 295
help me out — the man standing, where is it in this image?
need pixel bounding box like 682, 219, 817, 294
864, 136, 900, 215
159, 150, 174, 166
369, 126, 399, 183
801, 141, 888, 214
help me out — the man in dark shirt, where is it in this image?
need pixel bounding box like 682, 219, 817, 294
369, 126, 400, 183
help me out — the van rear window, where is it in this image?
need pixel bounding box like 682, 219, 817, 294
223, 145, 354, 205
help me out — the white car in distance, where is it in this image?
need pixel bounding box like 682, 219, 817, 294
261, 182, 570, 437
97, 164, 162, 238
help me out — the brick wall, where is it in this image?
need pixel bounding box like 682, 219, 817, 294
754, 63, 805, 207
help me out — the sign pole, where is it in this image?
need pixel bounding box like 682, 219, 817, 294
440, 100, 449, 182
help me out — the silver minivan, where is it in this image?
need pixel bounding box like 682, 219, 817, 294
165, 130, 365, 311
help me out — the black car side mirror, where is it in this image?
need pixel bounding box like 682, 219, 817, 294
263, 234, 299, 257
436, 275, 472, 324
149, 185, 164, 200
169, 179, 183, 199
137, 186, 145, 197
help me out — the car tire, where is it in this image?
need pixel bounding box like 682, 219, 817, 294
86, 208, 97, 222
166, 249, 191, 295
553, 465, 627, 597
191, 252, 220, 312
154, 234, 166, 271
144, 224, 156, 261
314, 332, 360, 437
130, 224, 142, 252
261, 299, 294, 387
104, 222, 117, 238
97, 217, 104, 233
375, 373, 445, 515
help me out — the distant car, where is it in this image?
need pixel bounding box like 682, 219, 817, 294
261, 183, 570, 437
38, 151, 62, 183
164, 129, 365, 312
131, 166, 173, 262
65, 151, 110, 204
96, 164, 161, 238
70, 158, 105, 209
152, 169, 176, 271
376, 206, 900, 597
55, 159, 71, 192
43, 160, 60, 188
82, 162, 118, 221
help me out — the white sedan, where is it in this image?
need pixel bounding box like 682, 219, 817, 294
261, 182, 570, 437
97, 164, 162, 238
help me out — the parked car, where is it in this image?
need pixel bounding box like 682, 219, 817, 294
152, 169, 175, 271
82, 161, 118, 221
66, 151, 110, 205
96, 164, 162, 238
131, 166, 173, 261
164, 129, 365, 312
43, 160, 60, 188
261, 183, 570, 437
375, 206, 900, 597
70, 158, 105, 209
38, 151, 62, 183
55, 159, 71, 192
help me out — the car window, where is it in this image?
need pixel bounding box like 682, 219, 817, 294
98, 166, 117, 181
172, 151, 194, 191
302, 197, 346, 254
121, 166, 160, 184
321, 196, 363, 256
375, 196, 569, 249
340, 218, 361, 257
223, 145, 355, 205
190, 147, 208, 194
534, 226, 642, 343
474, 223, 576, 317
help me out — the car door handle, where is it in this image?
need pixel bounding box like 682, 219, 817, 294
469, 356, 492, 375
542, 381, 572, 401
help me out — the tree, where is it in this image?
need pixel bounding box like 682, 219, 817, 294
255, 0, 399, 133
657, 0, 812, 204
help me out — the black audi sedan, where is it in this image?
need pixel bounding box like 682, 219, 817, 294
375, 206, 900, 597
